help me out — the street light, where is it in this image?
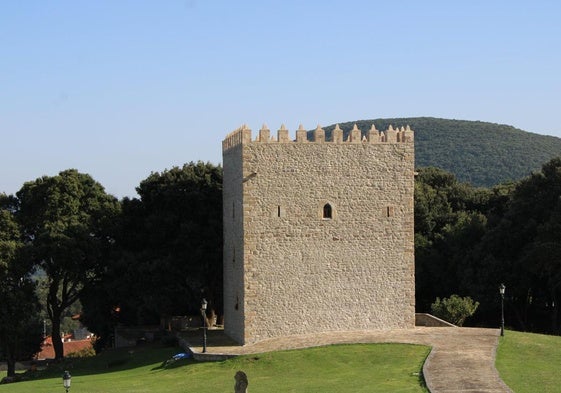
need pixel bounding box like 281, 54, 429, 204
499, 283, 506, 336
201, 298, 208, 353
62, 370, 71, 393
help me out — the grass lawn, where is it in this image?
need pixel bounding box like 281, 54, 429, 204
496, 330, 561, 393
0, 343, 429, 393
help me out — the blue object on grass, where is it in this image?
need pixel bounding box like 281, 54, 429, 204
172, 352, 191, 360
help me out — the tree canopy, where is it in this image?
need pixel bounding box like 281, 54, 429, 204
15, 170, 120, 360
473, 157, 561, 333
0, 194, 43, 377
81, 161, 223, 344
414, 158, 561, 334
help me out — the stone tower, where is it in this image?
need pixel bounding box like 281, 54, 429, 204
222, 123, 415, 345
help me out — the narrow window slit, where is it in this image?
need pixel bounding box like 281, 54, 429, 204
323, 204, 332, 219
387, 206, 395, 217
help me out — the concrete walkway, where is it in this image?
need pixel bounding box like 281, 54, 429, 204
183, 327, 513, 393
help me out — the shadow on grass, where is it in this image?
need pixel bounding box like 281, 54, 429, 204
11, 329, 234, 384
151, 357, 195, 371
19, 342, 197, 383
9, 342, 430, 393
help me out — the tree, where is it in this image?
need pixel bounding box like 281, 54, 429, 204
105, 162, 222, 326
136, 162, 223, 316
414, 167, 490, 312
475, 158, 561, 333
0, 194, 43, 377
78, 162, 223, 347
15, 170, 120, 360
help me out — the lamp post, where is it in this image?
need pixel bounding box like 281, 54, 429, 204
62, 370, 71, 393
201, 298, 208, 353
499, 283, 506, 336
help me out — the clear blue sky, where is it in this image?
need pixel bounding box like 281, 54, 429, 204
2, 1, 560, 198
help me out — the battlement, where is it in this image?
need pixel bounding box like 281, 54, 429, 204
222, 123, 414, 151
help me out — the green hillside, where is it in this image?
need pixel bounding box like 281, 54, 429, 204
315, 117, 561, 187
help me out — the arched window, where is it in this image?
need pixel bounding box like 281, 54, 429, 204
323, 203, 333, 219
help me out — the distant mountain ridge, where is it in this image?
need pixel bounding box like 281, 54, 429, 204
315, 117, 561, 187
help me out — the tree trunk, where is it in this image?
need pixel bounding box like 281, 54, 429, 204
51, 312, 64, 360
6, 357, 15, 378
6, 340, 17, 377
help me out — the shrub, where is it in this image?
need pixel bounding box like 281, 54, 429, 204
430, 294, 479, 326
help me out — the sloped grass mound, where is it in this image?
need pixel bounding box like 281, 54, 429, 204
496, 330, 561, 393
0, 343, 429, 393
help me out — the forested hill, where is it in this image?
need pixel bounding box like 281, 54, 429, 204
316, 117, 561, 187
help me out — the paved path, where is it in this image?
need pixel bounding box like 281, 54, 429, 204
184, 327, 513, 393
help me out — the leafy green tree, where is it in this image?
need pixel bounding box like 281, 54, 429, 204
81, 162, 223, 345
476, 157, 561, 333
0, 194, 43, 377
431, 295, 480, 326
15, 170, 120, 360
414, 167, 490, 312
130, 162, 223, 317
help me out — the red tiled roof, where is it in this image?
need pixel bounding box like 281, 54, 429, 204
36, 337, 93, 360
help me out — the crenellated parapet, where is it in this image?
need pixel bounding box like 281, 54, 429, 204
222, 123, 414, 151
222, 124, 252, 150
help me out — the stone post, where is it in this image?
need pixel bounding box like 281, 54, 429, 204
234, 371, 248, 393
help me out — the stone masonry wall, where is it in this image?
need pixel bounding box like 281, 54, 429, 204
223, 142, 246, 344
223, 124, 415, 345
